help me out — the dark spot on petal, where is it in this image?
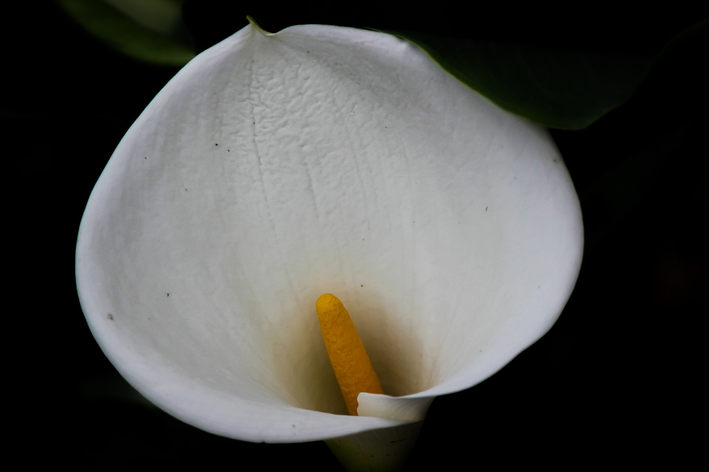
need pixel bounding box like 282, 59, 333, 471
107, 313, 113, 320
167, 293, 170, 297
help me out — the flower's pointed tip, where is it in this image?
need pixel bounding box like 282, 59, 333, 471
246, 15, 273, 36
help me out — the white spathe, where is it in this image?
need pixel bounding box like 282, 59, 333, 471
76, 23, 583, 444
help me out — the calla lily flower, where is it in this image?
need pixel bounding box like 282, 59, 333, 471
76, 22, 583, 471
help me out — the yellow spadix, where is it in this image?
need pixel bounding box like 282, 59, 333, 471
316, 294, 384, 415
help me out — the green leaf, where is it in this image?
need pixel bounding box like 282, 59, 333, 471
57, 0, 195, 66
381, 29, 651, 130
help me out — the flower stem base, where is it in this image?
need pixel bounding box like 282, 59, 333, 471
325, 421, 423, 472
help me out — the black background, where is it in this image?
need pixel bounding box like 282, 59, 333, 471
6, 1, 706, 469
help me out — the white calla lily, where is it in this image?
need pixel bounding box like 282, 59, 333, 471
76, 22, 583, 470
